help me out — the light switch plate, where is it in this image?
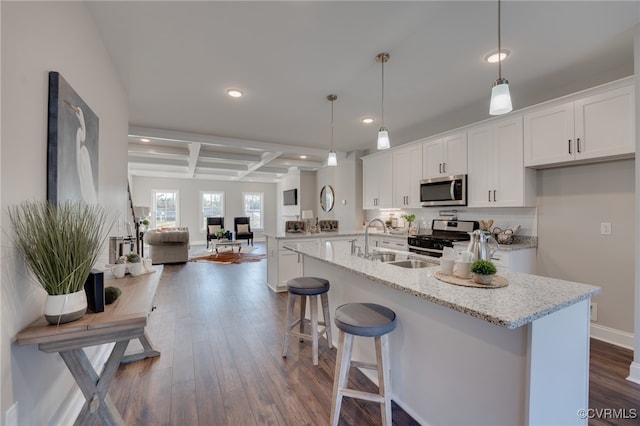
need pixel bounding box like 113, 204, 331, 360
600, 222, 611, 235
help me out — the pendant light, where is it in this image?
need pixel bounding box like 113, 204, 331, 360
327, 94, 338, 166
376, 52, 391, 150
489, 0, 512, 115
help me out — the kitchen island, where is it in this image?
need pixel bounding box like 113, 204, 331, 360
284, 240, 599, 426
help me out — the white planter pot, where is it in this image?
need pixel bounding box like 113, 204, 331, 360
44, 290, 87, 325
474, 274, 495, 285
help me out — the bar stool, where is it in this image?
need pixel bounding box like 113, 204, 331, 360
282, 277, 332, 366
330, 303, 397, 426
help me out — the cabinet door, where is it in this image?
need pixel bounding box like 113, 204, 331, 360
377, 153, 393, 208
393, 145, 422, 207
442, 132, 467, 176
279, 250, 302, 287
363, 154, 393, 209
422, 138, 444, 179
574, 85, 635, 161
493, 117, 525, 207
523, 102, 574, 167
363, 156, 379, 209
467, 124, 494, 208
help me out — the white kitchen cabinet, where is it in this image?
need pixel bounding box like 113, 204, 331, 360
392, 144, 422, 208
266, 237, 317, 292
422, 131, 467, 179
524, 84, 634, 167
468, 115, 536, 208
363, 152, 393, 209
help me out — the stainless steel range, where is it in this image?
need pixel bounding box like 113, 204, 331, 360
408, 219, 479, 258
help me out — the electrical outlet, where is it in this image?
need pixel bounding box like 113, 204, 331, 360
600, 222, 612, 235
5, 401, 18, 426
590, 302, 598, 322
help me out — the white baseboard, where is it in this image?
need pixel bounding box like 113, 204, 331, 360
627, 362, 640, 384
590, 323, 634, 349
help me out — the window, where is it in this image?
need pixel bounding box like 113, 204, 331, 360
201, 191, 225, 229
152, 190, 179, 228
242, 192, 263, 229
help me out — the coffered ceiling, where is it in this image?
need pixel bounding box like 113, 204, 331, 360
86, 1, 638, 183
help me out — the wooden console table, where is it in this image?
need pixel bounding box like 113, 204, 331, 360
16, 265, 163, 426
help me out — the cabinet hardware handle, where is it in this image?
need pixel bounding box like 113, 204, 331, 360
443, 162, 446, 173
439, 163, 442, 173
568, 139, 572, 154
577, 138, 581, 153
488, 190, 491, 202
493, 190, 497, 202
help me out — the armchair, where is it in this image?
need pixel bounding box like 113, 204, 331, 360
206, 217, 224, 248
234, 217, 254, 246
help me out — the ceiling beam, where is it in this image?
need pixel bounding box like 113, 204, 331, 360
234, 151, 282, 181
129, 126, 334, 157
187, 143, 201, 178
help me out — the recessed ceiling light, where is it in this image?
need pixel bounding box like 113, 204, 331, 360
485, 49, 510, 63
361, 117, 374, 124
140, 138, 150, 143
300, 155, 307, 159
226, 89, 244, 98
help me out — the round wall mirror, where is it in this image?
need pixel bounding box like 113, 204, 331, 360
320, 185, 335, 212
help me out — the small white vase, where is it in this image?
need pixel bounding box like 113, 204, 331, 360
44, 290, 87, 325
474, 274, 495, 285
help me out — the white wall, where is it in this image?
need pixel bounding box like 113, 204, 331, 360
131, 176, 277, 244
536, 159, 635, 335
1, 1, 129, 424
316, 151, 364, 230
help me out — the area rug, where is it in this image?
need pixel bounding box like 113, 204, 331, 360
189, 251, 266, 264
189, 245, 256, 258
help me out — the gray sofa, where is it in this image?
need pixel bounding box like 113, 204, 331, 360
143, 227, 190, 264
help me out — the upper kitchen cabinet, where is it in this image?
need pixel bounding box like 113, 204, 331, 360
422, 131, 467, 179
468, 115, 536, 208
524, 83, 634, 168
363, 151, 393, 209
392, 144, 422, 208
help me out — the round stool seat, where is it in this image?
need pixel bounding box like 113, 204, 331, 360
287, 277, 330, 296
334, 303, 397, 337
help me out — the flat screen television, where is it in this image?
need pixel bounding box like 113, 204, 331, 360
283, 189, 298, 206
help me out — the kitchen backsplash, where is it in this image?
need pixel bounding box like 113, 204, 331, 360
365, 207, 538, 237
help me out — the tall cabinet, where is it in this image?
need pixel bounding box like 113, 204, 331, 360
467, 115, 535, 208
363, 152, 393, 209
392, 144, 422, 208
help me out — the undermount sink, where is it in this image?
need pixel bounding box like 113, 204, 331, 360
367, 252, 396, 262
387, 259, 437, 269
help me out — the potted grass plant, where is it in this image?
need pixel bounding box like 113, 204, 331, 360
8, 200, 113, 324
471, 259, 497, 285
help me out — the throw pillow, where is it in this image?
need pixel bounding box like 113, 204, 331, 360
237, 224, 249, 234
208, 225, 221, 234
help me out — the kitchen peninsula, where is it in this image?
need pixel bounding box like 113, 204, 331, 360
284, 240, 599, 426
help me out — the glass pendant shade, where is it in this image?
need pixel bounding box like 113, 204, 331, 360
489, 78, 512, 115
327, 151, 337, 166
377, 128, 390, 150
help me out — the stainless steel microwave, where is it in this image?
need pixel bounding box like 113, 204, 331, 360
420, 174, 467, 207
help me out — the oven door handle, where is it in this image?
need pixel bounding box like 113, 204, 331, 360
450, 180, 455, 200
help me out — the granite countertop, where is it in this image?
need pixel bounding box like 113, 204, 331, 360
263, 229, 408, 239
283, 241, 599, 329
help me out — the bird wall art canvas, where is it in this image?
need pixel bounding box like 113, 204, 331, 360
47, 71, 99, 204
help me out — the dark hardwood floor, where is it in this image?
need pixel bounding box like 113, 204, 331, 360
109, 242, 639, 425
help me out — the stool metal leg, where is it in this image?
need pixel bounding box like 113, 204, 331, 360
321, 293, 333, 349
376, 334, 392, 426
310, 295, 319, 365
330, 330, 354, 426
282, 292, 296, 358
